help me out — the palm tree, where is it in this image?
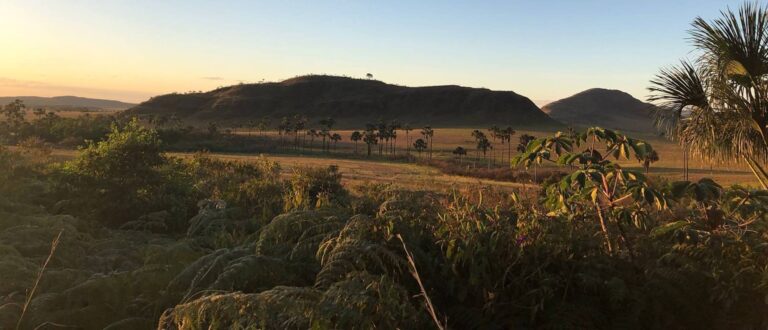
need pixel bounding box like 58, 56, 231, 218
292, 114, 307, 150
319, 117, 335, 152
517, 134, 535, 153
413, 138, 427, 159
307, 129, 318, 150
421, 126, 434, 161
477, 137, 492, 168
471, 130, 486, 167
377, 120, 388, 156
636, 149, 660, 174
452, 146, 467, 164
388, 120, 401, 155
279, 116, 291, 148
488, 125, 499, 165
501, 126, 515, 164
319, 130, 329, 152
350, 131, 362, 154
363, 124, 378, 157
259, 116, 271, 136
403, 123, 413, 156
330, 133, 342, 152
649, 3, 768, 188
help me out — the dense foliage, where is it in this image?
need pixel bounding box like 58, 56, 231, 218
650, 2, 768, 188
0, 100, 114, 146
1, 122, 768, 329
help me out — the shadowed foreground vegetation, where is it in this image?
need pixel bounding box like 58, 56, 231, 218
1, 118, 767, 329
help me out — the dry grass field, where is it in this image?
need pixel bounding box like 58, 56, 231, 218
238, 127, 758, 186
200, 153, 534, 193
40, 147, 535, 194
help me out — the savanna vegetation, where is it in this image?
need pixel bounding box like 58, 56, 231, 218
2, 109, 768, 329
2, 3, 768, 329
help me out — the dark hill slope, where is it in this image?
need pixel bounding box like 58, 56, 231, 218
126, 75, 559, 128
542, 88, 656, 133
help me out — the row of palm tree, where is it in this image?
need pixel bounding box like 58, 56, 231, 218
347, 121, 434, 159
458, 130, 535, 168
275, 115, 342, 153
486, 125, 516, 165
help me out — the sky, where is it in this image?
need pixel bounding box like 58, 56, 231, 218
0, 0, 747, 104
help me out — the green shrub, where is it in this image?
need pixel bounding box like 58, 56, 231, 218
284, 165, 349, 211
54, 119, 194, 228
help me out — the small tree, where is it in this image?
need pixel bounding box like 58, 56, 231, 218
636, 149, 660, 174
258, 116, 271, 136
413, 138, 428, 159
488, 125, 499, 165
517, 134, 536, 153
499, 126, 515, 164
388, 120, 401, 156
330, 133, 342, 152
403, 123, 413, 155
350, 131, 362, 154
58, 118, 177, 226
363, 124, 378, 157
471, 130, 486, 166
292, 114, 307, 150
421, 126, 434, 161
477, 137, 492, 168
307, 129, 319, 150
512, 127, 665, 254
319, 117, 335, 152
279, 116, 292, 148
377, 120, 389, 156
452, 146, 467, 164
0, 100, 27, 141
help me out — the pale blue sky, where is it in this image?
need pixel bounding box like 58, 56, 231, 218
0, 0, 746, 103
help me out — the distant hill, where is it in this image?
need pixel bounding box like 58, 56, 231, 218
541, 88, 657, 133
0, 96, 135, 111
125, 75, 560, 128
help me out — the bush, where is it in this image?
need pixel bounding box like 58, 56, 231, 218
54, 119, 194, 227
284, 165, 349, 211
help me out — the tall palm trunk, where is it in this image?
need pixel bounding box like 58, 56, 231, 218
406, 132, 410, 155
428, 137, 433, 161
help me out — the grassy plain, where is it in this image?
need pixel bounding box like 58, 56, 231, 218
236, 127, 758, 186
41, 147, 534, 194
27, 108, 757, 187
